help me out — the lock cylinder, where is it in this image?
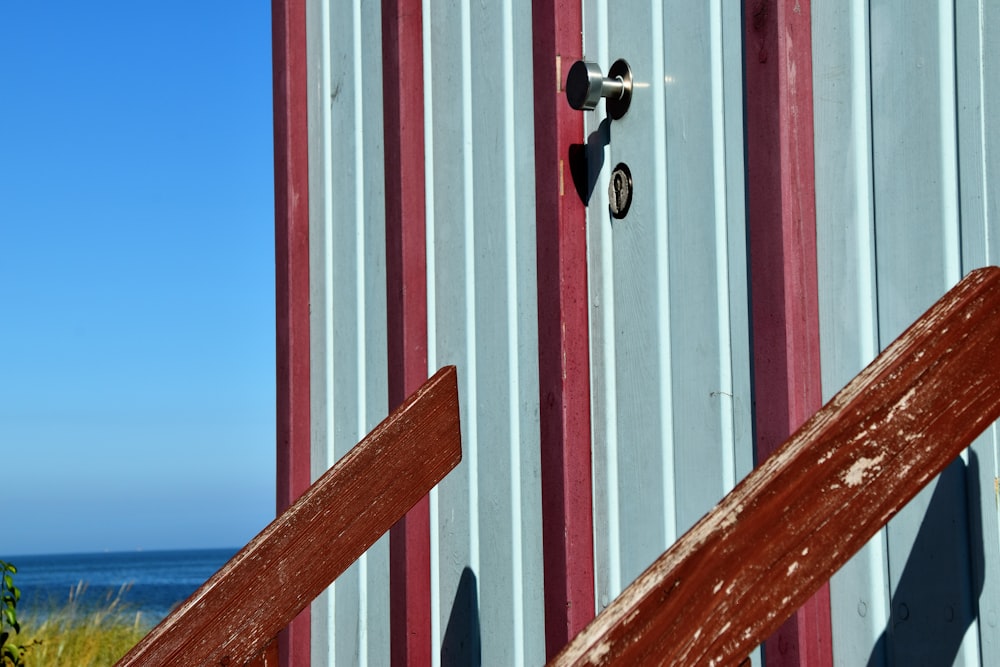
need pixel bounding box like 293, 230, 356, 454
609, 163, 633, 219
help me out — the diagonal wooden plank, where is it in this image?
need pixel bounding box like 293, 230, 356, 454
244, 640, 278, 667
549, 267, 1000, 666
116, 366, 462, 667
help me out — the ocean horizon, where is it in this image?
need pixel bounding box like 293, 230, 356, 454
5, 547, 238, 626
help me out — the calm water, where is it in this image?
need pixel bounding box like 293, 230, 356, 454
7, 548, 237, 625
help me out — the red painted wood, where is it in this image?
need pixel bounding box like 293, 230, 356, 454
532, 0, 596, 658
743, 1, 831, 664
246, 641, 280, 667
549, 268, 1000, 665
272, 0, 311, 664
381, 1, 430, 665
116, 367, 462, 667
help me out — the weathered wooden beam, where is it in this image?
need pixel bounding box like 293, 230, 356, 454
244, 640, 278, 667
549, 267, 1000, 666
116, 366, 462, 667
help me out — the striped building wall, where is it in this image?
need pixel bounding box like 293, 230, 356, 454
303, 0, 548, 663
272, 0, 1000, 664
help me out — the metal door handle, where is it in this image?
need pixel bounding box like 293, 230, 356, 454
565, 59, 633, 119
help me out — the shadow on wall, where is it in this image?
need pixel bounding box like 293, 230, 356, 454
866, 452, 985, 666
568, 118, 611, 205
441, 567, 481, 667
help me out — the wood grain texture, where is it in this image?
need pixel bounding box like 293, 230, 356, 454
548, 268, 1000, 666
271, 0, 312, 662
531, 0, 596, 656
115, 366, 462, 667
245, 641, 279, 667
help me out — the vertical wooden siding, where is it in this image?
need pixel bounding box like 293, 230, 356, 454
582, 0, 754, 660
423, 0, 546, 663
285, 2, 1000, 666
813, 1, 1000, 664
958, 3, 1000, 658
306, 0, 391, 664
811, 3, 883, 664
304, 0, 548, 664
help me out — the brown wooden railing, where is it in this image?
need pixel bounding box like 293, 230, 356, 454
116, 268, 1000, 666
549, 267, 1000, 665
115, 365, 461, 667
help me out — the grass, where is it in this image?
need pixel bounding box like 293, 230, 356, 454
11, 582, 152, 667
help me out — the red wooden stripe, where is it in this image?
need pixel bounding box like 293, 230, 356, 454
532, 0, 596, 658
116, 368, 462, 667
548, 268, 1000, 665
271, 0, 312, 664
382, 0, 431, 664
743, 1, 832, 664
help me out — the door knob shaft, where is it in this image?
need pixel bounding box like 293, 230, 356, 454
566, 59, 633, 120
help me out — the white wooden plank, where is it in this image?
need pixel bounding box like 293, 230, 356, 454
465, 0, 544, 663
603, 0, 674, 595
811, 2, 891, 664
957, 1, 1000, 663
588, 0, 623, 615
307, 0, 389, 664
425, 1, 546, 664
869, 3, 979, 665
426, 3, 477, 665
661, 0, 747, 537
584, 0, 752, 633
719, 0, 754, 496
815, 1, 999, 664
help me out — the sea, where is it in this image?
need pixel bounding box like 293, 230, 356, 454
6, 548, 238, 627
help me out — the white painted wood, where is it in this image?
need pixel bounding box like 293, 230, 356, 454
811, 3, 892, 665
582, 7, 752, 666
423, 4, 480, 666
957, 2, 1000, 663
815, 0, 1000, 664
868, 2, 971, 663
424, 0, 546, 664
306, 0, 390, 664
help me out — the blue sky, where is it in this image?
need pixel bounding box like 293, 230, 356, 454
1, 3, 276, 555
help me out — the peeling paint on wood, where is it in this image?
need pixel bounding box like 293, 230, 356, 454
244, 641, 278, 667
115, 367, 462, 667
547, 268, 1000, 666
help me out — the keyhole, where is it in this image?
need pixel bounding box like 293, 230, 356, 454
608, 163, 633, 219
613, 173, 626, 209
